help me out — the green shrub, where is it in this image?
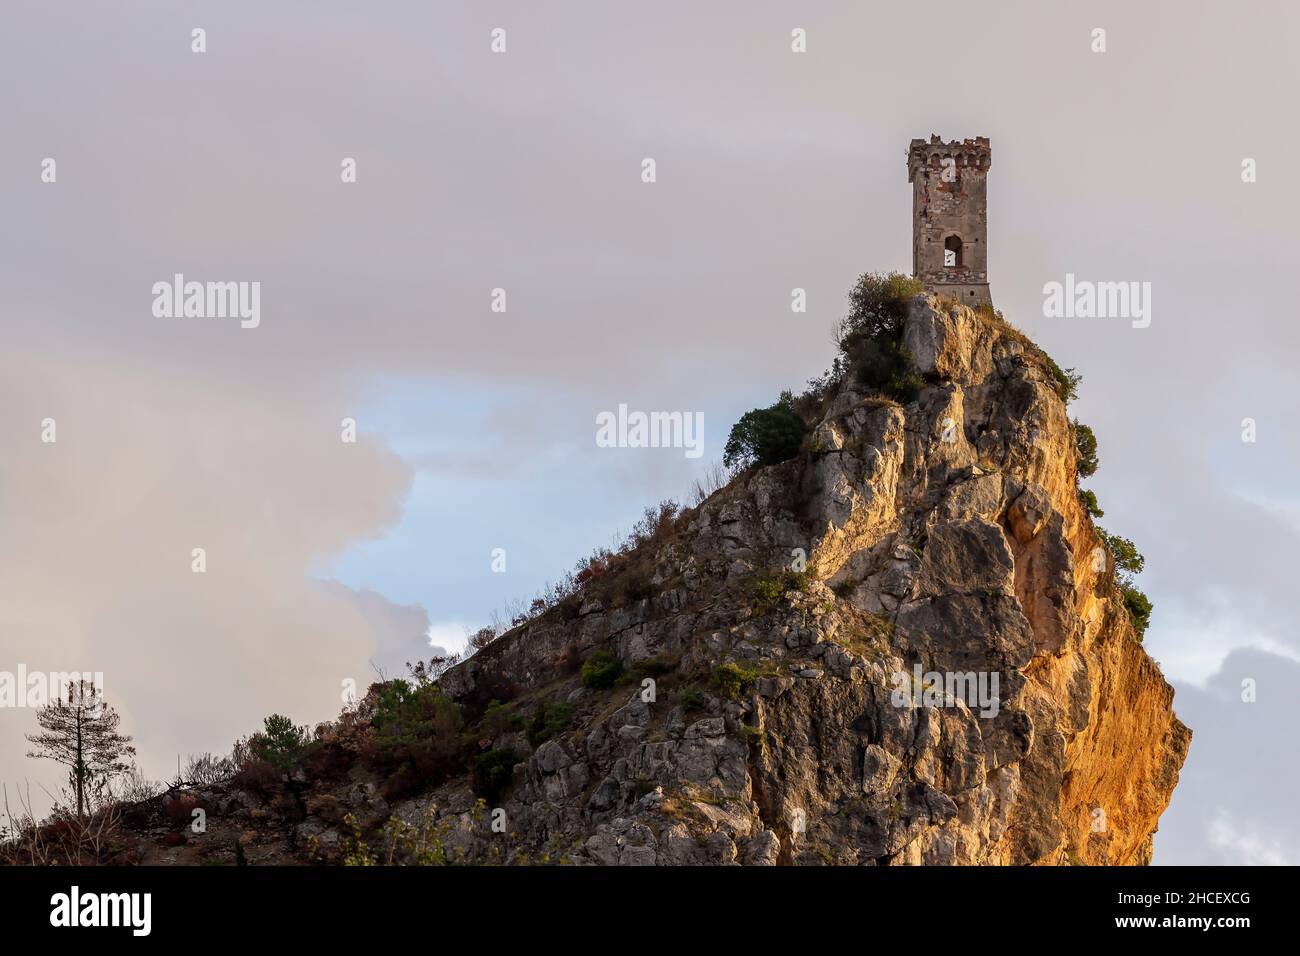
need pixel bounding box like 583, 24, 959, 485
711, 663, 758, 700
472, 748, 519, 803
480, 699, 516, 736
580, 650, 624, 689
679, 689, 707, 712
798, 273, 924, 411
373, 680, 415, 732
1121, 585, 1153, 640
833, 273, 927, 403
839, 272, 924, 342
249, 714, 310, 772
743, 569, 810, 613
1078, 488, 1104, 518
853, 336, 924, 402
746, 576, 784, 606
724, 391, 808, 470
1098, 530, 1152, 639
373, 680, 461, 742
526, 700, 575, 746
364, 680, 464, 795
1074, 421, 1099, 478
1099, 531, 1145, 576
1039, 350, 1082, 403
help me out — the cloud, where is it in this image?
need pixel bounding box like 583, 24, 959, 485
0, 345, 422, 811
1208, 811, 1294, 867
1155, 649, 1300, 865
424, 621, 473, 659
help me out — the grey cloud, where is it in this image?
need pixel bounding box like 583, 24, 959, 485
1157, 650, 1300, 864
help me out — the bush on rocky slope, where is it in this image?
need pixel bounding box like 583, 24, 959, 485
723, 391, 808, 469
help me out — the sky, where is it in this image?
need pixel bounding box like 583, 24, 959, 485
1, 0, 1297, 864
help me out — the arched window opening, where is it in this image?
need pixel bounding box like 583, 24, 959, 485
944, 235, 963, 268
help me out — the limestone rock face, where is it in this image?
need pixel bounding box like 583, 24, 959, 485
425, 295, 1190, 866
84, 294, 1186, 868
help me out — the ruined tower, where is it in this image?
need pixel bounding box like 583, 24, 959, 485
908, 135, 992, 307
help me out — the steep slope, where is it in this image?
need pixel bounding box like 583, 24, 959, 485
422, 294, 1189, 865
65, 294, 1187, 867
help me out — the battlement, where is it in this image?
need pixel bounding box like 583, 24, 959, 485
908, 135, 992, 181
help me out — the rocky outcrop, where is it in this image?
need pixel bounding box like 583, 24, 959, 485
427, 295, 1189, 866
106, 295, 1186, 867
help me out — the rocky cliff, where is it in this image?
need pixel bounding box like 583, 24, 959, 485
83, 294, 1189, 867
425, 294, 1190, 866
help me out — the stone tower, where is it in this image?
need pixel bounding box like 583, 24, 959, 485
907, 135, 992, 307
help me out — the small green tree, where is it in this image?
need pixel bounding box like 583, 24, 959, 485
1099, 530, 1152, 640
1074, 421, 1099, 478
835, 273, 926, 402
724, 391, 807, 470
1078, 488, 1104, 518
249, 714, 310, 772
1122, 587, 1153, 637
1100, 531, 1145, 576
367, 679, 463, 788
838, 272, 923, 343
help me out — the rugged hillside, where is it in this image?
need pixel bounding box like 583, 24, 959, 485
425, 294, 1189, 866
58, 293, 1188, 867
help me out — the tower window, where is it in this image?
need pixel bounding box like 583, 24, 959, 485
944, 235, 963, 268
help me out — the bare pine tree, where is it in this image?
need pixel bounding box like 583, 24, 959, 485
25, 680, 135, 822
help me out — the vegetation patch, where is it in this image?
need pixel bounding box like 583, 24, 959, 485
472, 748, 520, 804
1073, 420, 1099, 477
624, 655, 675, 683
678, 689, 708, 712
1099, 530, 1153, 640
1078, 488, 1104, 518
1040, 350, 1082, 403
724, 391, 808, 470
580, 649, 625, 689
355, 678, 465, 799
834, 273, 926, 403
711, 663, 759, 700
838, 612, 894, 662
742, 569, 812, 614
525, 700, 575, 747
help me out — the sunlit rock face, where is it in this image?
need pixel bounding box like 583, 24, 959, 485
431, 295, 1189, 866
